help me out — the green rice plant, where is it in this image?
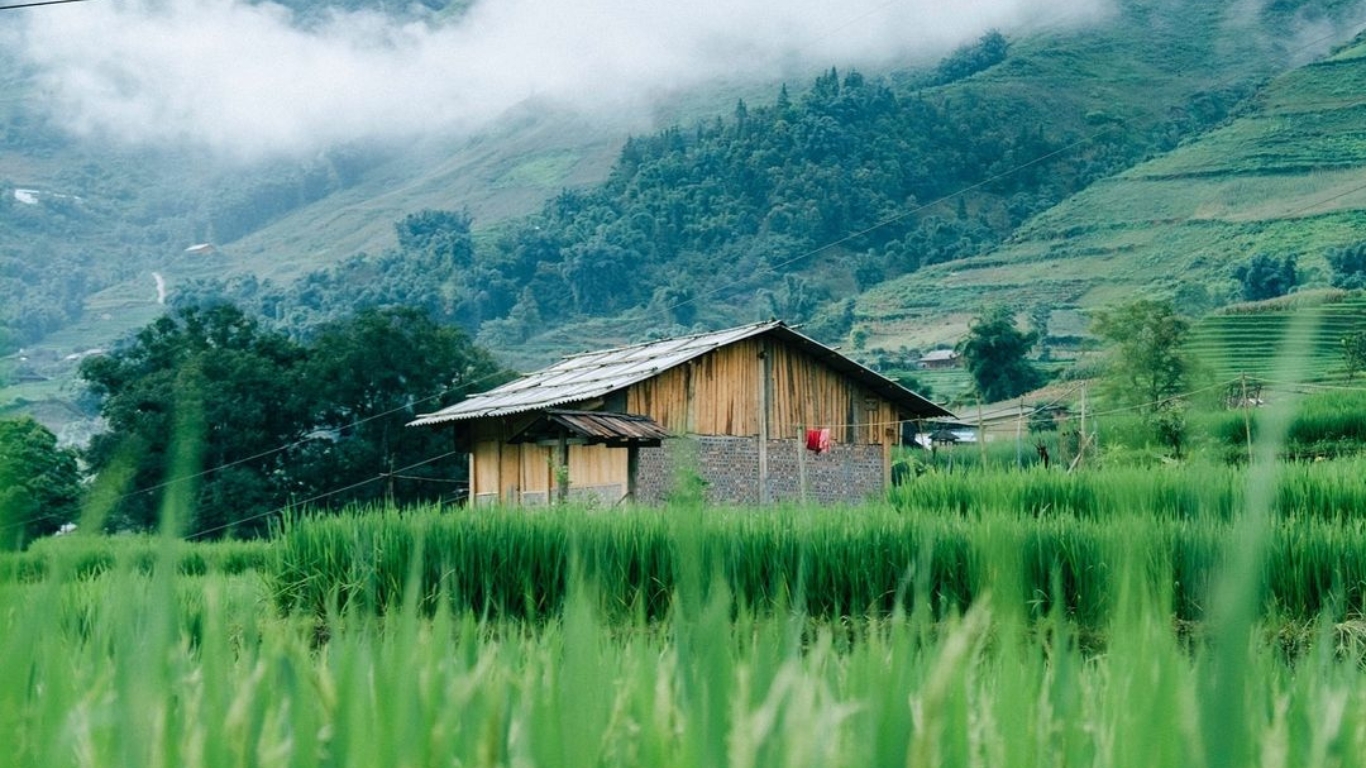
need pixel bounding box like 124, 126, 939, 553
268, 486, 1366, 631
10, 530, 1366, 767
0, 534, 274, 583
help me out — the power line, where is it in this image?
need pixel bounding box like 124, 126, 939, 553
0, 0, 95, 10
0, 363, 513, 536
186, 450, 461, 540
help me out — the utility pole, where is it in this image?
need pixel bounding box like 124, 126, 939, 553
977, 396, 986, 469
1015, 398, 1024, 469
1070, 384, 1088, 473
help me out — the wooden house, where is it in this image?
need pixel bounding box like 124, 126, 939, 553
409, 321, 953, 506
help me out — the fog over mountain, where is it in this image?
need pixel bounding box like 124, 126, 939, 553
14, 0, 1112, 160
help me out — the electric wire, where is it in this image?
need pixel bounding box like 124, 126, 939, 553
186, 450, 461, 540
0, 0, 95, 10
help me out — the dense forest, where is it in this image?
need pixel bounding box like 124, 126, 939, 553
175, 30, 1252, 349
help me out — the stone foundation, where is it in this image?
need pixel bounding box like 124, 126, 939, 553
636, 436, 884, 506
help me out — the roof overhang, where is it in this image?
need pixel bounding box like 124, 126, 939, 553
507, 410, 669, 448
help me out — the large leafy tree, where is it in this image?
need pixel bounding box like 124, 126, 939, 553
1092, 299, 1192, 411
957, 306, 1045, 403
288, 307, 509, 507
80, 303, 508, 537
0, 417, 80, 549
80, 304, 310, 535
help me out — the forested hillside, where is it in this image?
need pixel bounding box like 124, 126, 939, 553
5, 0, 1366, 434
172, 0, 1365, 368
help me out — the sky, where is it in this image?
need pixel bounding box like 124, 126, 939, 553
13, 0, 1113, 160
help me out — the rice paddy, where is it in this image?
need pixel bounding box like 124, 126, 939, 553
7, 452, 1366, 766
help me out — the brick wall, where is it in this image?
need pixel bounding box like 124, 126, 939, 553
635, 436, 884, 505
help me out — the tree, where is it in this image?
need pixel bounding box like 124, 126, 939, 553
1342, 330, 1366, 379
1232, 252, 1298, 301
81, 304, 311, 535
0, 417, 81, 549
291, 307, 509, 508
1029, 302, 1052, 361
81, 304, 510, 536
957, 306, 1045, 403
1091, 299, 1191, 412
1326, 243, 1366, 290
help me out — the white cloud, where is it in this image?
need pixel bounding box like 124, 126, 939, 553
17, 0, 1112, 160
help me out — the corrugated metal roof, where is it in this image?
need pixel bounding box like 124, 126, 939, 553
408, 321, 953, 427
919, 349, 960, 362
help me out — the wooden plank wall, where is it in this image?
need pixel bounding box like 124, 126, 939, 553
468, 417, 628, 502
765, 342, 898, 445
626, 337, 900, 447
627, 338, 762, 435
566, 444, 629, 490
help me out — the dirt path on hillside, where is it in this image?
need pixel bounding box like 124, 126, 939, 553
152, 272, 166, 305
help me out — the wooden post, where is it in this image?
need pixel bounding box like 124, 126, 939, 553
1070, 384, 1089, 473
627, 445, 639, 503
796, 423, 808, 504
1241, 372, 1254, 465
1015, 398, 1024, 469
977, 397, 986, 469
555, 433, 569, 505
758, 343, 771, 504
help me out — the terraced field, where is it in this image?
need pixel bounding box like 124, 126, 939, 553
1185, 292, 1366, 382
860, 32, 1366, 352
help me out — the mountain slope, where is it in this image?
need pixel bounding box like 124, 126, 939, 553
856, 30, 1366, 351
6, 0, 1366, 438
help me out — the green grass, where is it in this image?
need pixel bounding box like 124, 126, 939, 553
7, 492, 1366, 766
264, 461, 1366, 628
1185, 292, 1366, 381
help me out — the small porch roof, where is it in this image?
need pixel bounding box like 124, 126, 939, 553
507, 409, 670, 447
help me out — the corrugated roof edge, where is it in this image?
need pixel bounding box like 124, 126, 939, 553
407, 320, 954, 427
554, 320, 779, 360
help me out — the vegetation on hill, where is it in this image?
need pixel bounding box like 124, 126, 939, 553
859, 5, 1366, 353
7, 0, 1366, 436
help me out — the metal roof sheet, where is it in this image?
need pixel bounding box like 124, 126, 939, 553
507, 410, 671, 446
408, 321, 953, 427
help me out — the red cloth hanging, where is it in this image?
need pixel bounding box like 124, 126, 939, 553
805, 428, 832, 453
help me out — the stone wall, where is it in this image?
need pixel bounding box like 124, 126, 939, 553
635, 436, 884, 505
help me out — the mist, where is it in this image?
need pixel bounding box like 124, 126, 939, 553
16, 0, 1112, 160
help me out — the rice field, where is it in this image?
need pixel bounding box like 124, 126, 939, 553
7, 453, 1366, 766
1185, 294, 1366, 383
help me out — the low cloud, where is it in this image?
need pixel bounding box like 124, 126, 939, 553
17, 0, 1112, 160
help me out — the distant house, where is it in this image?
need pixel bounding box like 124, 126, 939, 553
409, 321, 952, 506
917, 349, 961, 370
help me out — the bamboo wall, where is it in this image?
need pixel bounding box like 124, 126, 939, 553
468, 417, 629, 504
627, 338, 763, 435
625, 337, 900, 446
763, 342, 900, 446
